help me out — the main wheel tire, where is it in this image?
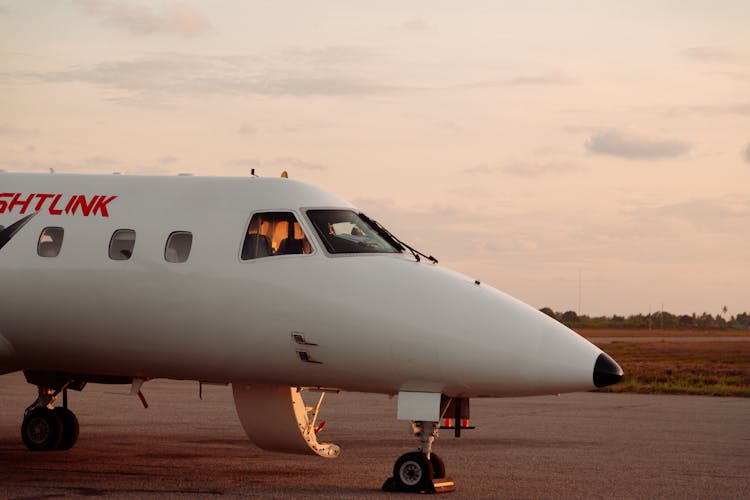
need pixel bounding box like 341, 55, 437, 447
393, 452, 434, 492
21, 408, 63, 451
54, 407, 79, 450
429, 453, 446, 479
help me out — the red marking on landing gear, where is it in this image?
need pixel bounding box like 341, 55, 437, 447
314, 420, 326, 434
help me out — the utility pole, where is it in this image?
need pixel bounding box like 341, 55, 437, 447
578, 268, 582, 316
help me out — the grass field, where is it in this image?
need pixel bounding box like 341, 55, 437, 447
581, 330, 750, 397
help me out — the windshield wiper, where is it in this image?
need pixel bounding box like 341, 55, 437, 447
359, 213, 438, 264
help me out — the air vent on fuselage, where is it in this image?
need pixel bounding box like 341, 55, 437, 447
292, 332, 318, 346
297, 350, 322, 364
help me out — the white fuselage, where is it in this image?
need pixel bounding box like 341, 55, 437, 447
0, 172, 608, 398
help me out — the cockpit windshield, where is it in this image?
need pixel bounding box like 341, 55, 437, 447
306, 210, 402, 255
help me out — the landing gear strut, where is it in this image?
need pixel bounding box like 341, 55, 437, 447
382, 421, 455, 494
21, 385, 79, 451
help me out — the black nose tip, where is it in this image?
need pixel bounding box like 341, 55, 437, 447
593, 352, 624, 388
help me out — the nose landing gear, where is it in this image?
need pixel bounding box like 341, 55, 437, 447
382, 421, 455, 494
21, 385, 79, 451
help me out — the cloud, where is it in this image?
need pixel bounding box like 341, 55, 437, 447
453, 71, 576, 90
1, 160, 80, 173
85, 155, 119, 166
72, 0, 210, 37
0, 123, 23, 135
3, 144, 37, 155
238, 123, 258, 135
503, 162, 581, 177
463, 164, 498, 175
230, 158, 260, 168
585, 130, 690, 160
726, 103, 750, 115
561, 125, 597, 134
273, 156, 327, 171
159, 155, 178, 164
627, 197, 750, 234
12, 49, 575, 100
744, 143, 750, 163
683, 46, 738, 62
402, 18, 431, 31
282, 46, 381, 67
710, 70, 750, 82
665, 102, 750, 117
464, 161, 581, 177
507, 71, 576, 86
30, 52, 391, 98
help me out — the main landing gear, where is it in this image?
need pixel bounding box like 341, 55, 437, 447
21, 385, 79, 451
382, 421, 456, 494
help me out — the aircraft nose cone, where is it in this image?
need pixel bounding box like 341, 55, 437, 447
593, 352, 624, 388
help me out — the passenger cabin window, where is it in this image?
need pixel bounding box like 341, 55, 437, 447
306, 210, 401, 254
38, 227, 64, 257
165, 231, 193, 263
109, 229, 135, 260
241, 212, 312, 260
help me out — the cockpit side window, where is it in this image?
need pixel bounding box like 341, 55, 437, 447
38, 227, 64, 257
241, 212, 312, 260
306, 210, 401, 254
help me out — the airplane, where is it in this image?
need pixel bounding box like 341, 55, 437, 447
0, 170, 623, 493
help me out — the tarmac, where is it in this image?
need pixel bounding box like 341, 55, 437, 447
1, 371, 748, 499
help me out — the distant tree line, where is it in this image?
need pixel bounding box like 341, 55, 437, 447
539, 308, 750, 330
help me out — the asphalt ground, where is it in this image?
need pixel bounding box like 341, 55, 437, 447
1, 371, 748, 499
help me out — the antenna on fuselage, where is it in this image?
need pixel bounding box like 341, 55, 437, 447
281, 170, 288, 178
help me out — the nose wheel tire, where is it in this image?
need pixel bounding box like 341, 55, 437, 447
21, 408, 63, 451
429, 453, 446, 479
54, 407, 80, 450
393, 452, 435, 492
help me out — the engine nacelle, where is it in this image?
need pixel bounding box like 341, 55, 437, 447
232, 383, 340, 458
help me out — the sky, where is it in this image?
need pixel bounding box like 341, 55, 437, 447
1, 1, 748, 316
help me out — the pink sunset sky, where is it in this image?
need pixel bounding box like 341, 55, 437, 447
1, 1, 748, 316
